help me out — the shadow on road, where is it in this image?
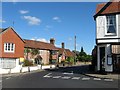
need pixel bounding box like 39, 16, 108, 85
45, 65, 91, 75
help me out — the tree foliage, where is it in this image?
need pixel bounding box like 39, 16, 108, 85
31, 48, 40, 56
24, 48, 30, 53
66, 57, 74, 65
77, 47, 92, 62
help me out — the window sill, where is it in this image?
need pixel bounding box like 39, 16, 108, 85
105, 33, 117, 36
4, 51, 15, 53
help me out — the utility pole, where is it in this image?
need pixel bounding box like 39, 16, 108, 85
74, 35, 76, 65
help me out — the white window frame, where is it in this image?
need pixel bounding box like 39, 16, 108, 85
39, 50, 43, 55
4, 43, 15, 53
105, 15, 117, 35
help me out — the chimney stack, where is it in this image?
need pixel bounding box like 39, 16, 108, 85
62, 42, 65, 49
50, 38, 55, 45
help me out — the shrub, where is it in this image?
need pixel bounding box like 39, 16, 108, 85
66, 57, 74, 65
23, 60, 33, 66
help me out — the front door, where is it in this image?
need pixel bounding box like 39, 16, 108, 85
113, 55, 120, 73
99, 47, 105, 72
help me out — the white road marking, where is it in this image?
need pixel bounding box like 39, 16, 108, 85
82, 77, 90, 81
0, 80, 2, 83
52, 76, 61, 79
71, 77, 80, 80
43, 75, 52, 78
104, 79, 113, 81
44, 73, 52, 76
93, 78, 101, 81
43, 73, 52, 78
6, 77, 10, 80
61, 76, 71, 79
63, 71, 73, 75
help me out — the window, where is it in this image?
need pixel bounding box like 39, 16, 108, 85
106, 15, 116, 34
51, 51, 56, 55
4, 43, 15, 53
39, 50, 43, 55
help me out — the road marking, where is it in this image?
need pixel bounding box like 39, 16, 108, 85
0, 80, 2, 83
61, 76, 71, 79
6, 77, 10, 80
93, 78, 101, 81
82, 77, 90, 81
43, 75, 52, 78
63, 71, 73, 75
43, 73, 52, 78
72, 77, 80, 80
44, 73, 52, 76
52, 76, 61, 79
104, 79, 113, 81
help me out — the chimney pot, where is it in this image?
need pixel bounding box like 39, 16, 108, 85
62, 42, 65, 49
50, 38, 55, 45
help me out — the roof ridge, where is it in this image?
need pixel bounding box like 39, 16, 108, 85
24, 39, 51, 45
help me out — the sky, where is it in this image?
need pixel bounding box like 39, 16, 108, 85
1, 2, 101, 54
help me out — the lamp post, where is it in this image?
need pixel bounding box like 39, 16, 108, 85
74, 35, 76, 65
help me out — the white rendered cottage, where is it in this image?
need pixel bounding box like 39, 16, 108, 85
94, 1, 120, 72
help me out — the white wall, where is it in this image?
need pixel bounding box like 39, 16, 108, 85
96, 16, 106, 39
96, 15, 119, 43
0, 65, 56, 74
118, 14, 120, 38
39, 50, 50, 65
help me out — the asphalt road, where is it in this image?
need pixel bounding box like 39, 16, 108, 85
1, 65, 119, 88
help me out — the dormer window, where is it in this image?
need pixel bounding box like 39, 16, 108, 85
106, 15, 116, 35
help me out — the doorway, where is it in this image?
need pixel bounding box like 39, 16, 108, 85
99, 47, 105, 72
113, 55, 120, 73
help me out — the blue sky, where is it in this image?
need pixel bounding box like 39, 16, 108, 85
1, 2, 100, 54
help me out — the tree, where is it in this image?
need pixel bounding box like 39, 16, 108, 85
31, 48, 40, 56
78, 47, 92, 62
79, 47, 87, 57
66, 57, 74, 65
24, 48, 30, 60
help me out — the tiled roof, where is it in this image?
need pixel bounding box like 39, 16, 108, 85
57, 48, 75, 57
95, 3, 106, 14
24, 39, 58, 50
94, 1, 120, 18
0, 28, 8, 34
57, 48, 65, 55
65, 49, 75, 57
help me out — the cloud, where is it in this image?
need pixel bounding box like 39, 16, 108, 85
0, 19, 6, 23
55, 44, 61, 47
31, 38, 49, 43
53, 16, 61, 22
23, 16, 41, 25
12, 0, 18, 4
19, 10, 29, 14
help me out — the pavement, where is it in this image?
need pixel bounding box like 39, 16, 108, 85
1, 69, 44, 78
84, 73, 119, 80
